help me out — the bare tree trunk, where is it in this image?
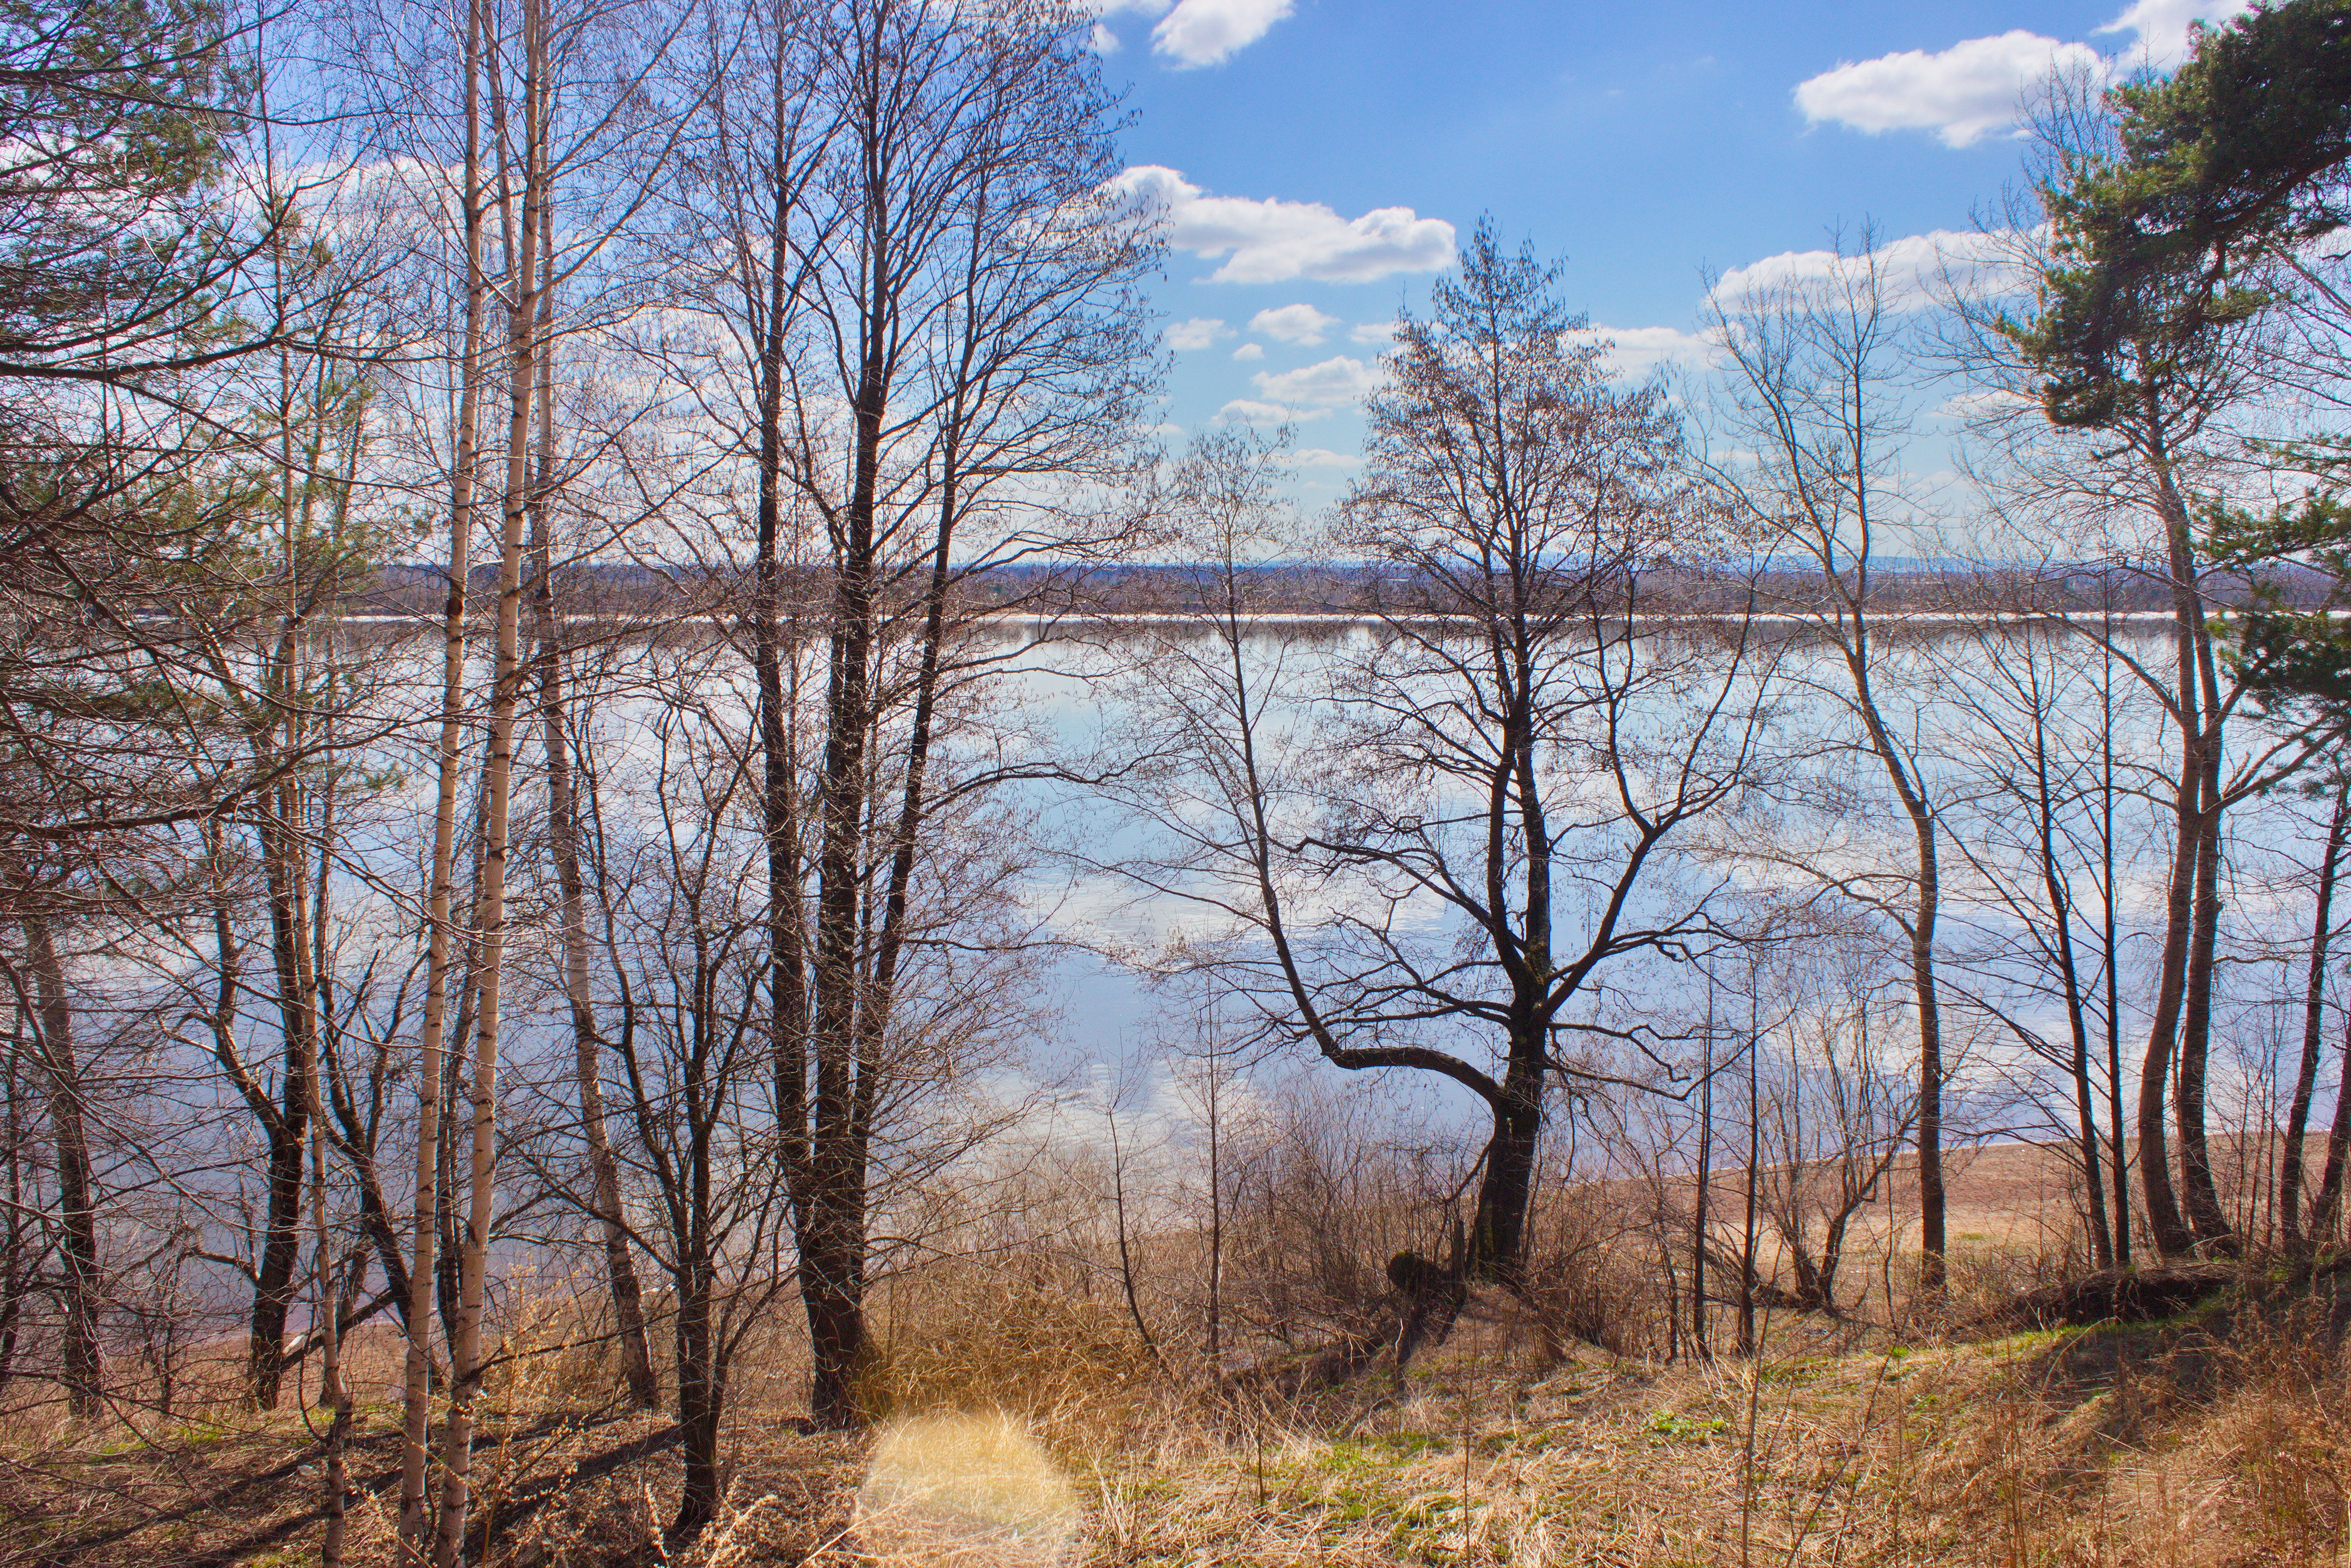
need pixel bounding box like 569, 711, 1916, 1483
311, 1090, 348, 1568
748, 17, 817, 1439
27, 917, 100, 1417
2283, 784, 2349, 1245
1204, 1005, 1223, 1367
398, 1, 486, 1550
1843, 632, 1947, 1291
438, 881, 480, 1361
249, 792, 316, 1410
0, 1019, 23, 1390
1739, 973, 1760, 1357
2140, 765, 2201, 1257
2139, 458, 2209, 1257
673, 1243, 722, 1538
801, 161, 885, 1431
1907, 822, 1946, 1291
2310, 1004, 2351, 1239
2100, 623, 2132, 1267
435, 7, 542, 1554
1103, 1107, 1158, 1360
2178, 755, 2233, 1249
527, 240, 657, 1411
1692, 980, 1714, 1358
2035, 698, 2113, 1267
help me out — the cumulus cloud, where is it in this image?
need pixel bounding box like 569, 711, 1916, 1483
1289, 448, 1359, 469
1111, 165, 1457, 285
1085, 0, 1295, 67
1710, 229, 2025, 312
1570, 325, 1720, 381
1794, 31, 2102, 147
1349, 320, 1398, 346
1249, 303, 1340, 345
1163, 316, 1230, 351
2098, 0, 2252, 71
1232, 342, 1265, 361
1796, 4, 2252, 148
1252, 354, 1381, 408
1153, 0, 1294, 66
1215, 398, 1328, 427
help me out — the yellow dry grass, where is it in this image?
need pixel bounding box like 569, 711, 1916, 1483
4, 1252, 2347, 1566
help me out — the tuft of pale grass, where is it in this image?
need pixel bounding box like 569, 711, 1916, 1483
859, 1258, 1183, 1439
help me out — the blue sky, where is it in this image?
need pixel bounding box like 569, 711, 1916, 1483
1089, 0, 2248, 489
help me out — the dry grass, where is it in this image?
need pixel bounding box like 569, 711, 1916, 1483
4, 1254, 2348, 1566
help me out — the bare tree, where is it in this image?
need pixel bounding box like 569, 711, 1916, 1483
527, 337, 660, 1411
651, 0, 1154, 1428
1755, 946, 1918, 1318
1108, 228, 1766, 1370
581, 649, 794, 1538
1702, 231, 1954, 1290
1933, 597, 2145, 1268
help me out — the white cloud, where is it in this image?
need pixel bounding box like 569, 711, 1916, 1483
1249, 303, 1340, 345
1795, 31, 2103, 147
1938, 386, 2037, 420
1289, 447, 1359, 469
1252, 354, 1381, 408
1215, 398, 1329, 427
1349, 320, 1398, 346
1232, 342, 1265, 361
1111, 165, 1457, 285
1797, 4, 2252, 149
1088, 20, 1121, 53
1163, 316, 1230, 351
1153, 0, 1294, 66
1710, 228, 2025, 311
1570, 325, 1719, 380
2098, 0, 2251, 71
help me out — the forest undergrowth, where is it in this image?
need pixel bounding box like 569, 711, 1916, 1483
6, 1249, 2346, 1568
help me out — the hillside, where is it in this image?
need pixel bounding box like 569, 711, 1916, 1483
6, 1182, 2344, 1568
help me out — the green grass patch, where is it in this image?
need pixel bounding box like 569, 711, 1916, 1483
1646, 1409, 1728, 1441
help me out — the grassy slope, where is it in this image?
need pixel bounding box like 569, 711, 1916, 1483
12, 1274, 2342, 1567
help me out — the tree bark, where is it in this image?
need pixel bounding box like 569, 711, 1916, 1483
2282, 784, 2346, 1246
248, 792, 317, 1410
2099, 627, 2132, 1268
2178, 780, 2232, 1247
435, 12, 541, 1555
311, 1088, 349, 1568
1691, 985, 1714, 1358
2309, 1001, 2351, 1239
0, 1026, 24, 1391
750, 30, 816, 1435
2139, 448, 2212, 1257
1842, 606, 1946, 1291
27, 917, 100, 1417
2140, 761, 2201, 1257
398, 0, 484, 1549
799, 138, 885, 1429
